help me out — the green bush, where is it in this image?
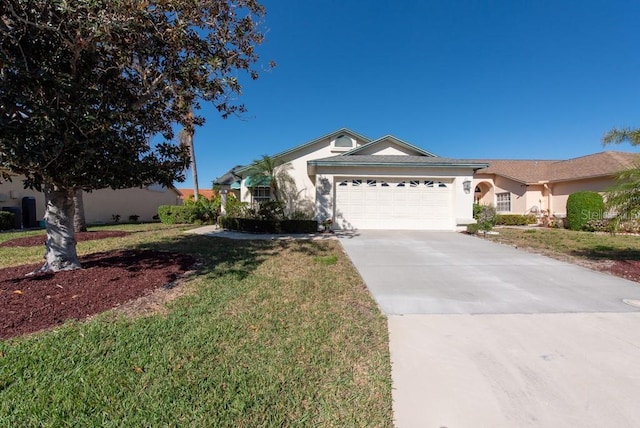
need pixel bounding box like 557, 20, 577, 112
183, 194, 220, 224
496, 214, 538, 226
0, 211, 15, 230
566, 191, 604, 231
476, 204, 497, 232
466, 223, 480, 234
218, 216, 318, 234
472, 203, 483, 220
157, 205, 197, 224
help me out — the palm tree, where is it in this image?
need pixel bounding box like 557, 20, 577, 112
245, 154, 295, 203
603, 127, 640, 228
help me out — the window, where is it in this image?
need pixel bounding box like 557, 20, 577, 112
410, 180, 420, 187
380, 181, 389, 187
438, 182, 447, 188
496, 192, 511, 212
367, 179, 377, 187
352, 179, 362, 186
334, 134, 353, 148
424, 180, 434, 187
397, 181, 406, 187
338, 180, 348, 187
252, 187, 270, 204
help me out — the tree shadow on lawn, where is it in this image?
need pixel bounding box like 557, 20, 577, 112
571, 245, 640, 261
131, 234, 282, 280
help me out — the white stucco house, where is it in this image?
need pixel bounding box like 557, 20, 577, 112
233, 128, 488, 231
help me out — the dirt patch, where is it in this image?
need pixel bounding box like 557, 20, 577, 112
0, 231, 131, 247
0, 250, 197, 340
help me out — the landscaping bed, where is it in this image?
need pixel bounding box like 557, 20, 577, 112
0, 250, 196, 339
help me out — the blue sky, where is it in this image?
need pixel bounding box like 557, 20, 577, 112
183, 0, 640, 189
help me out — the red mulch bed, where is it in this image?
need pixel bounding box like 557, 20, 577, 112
605, 260, 640, 283
1, 250, 196, 340
0, 231, 131, 247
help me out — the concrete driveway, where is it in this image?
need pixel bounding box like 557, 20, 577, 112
339, 230, 640, 428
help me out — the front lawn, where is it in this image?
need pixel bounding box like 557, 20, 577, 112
485, 227, 640, 260
0, 224, 392, 427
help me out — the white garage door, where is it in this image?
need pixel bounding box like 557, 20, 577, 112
334, 178, 453, 230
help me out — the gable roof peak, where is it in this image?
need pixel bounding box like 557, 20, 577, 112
344, 134, 438, 157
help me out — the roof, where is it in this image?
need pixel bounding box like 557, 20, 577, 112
345, 135, 438, 157
309, 155, 489, 169
475, 151, 640, 184
178, 188, 216, 200
213, 165, 244, 186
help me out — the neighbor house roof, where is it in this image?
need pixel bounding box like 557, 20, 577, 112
475, 151, 639, 184
178, 188, 216, 200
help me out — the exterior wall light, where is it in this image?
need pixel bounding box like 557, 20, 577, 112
463, 180, 472, 194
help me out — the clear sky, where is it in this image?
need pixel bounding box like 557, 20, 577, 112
182, 0, 640, 189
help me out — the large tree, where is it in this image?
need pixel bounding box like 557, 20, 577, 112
0, 0, 271, 272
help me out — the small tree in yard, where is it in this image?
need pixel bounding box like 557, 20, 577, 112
1, 0, 272, 272
475, 204, 497, 234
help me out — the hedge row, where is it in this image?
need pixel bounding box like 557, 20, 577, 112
157, 205, 197, 224
219, 217, 318, 234
0, 211, 14, 230
495, 214, 538, 226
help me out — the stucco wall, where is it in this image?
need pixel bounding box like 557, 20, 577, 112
0, 176, 181, 226
550, 177, 615, 216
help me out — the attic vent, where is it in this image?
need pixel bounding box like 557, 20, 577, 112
334, 134, 353, 148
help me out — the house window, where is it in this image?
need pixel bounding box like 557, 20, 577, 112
410, 180, 420, 187
380, 181, 389, 187
367, 179, 377, 187
334, 134, 353, 148
425, 180, 434, 187
496, 192, 511, 212
253, 186, 271, 204
352, 179, 362, 186
338, 180, 348, 186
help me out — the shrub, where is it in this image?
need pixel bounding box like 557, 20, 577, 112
566, 191, 604, 231
496, 214, 538, 226
183, 194, 220, 224
476, 204, 497, 232
0, 211, 14, 230
218, 217, 318, 234
157, 205, 197, 224
466, 223, 480, 234
472, 203, 484, 220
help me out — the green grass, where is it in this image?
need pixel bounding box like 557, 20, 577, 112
0, 225, 392, 427
488, 227, 640, 261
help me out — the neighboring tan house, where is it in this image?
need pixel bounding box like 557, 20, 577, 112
233, 128, 488, 231
0, 174, 182, 227
473, 151, 639, 217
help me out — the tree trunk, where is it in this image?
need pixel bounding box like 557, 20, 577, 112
73, 189, 88, 232
188, 129, 199, 202
34, 185, 81, 273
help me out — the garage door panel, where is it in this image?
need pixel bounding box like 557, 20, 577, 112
335, 177, 453, 230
